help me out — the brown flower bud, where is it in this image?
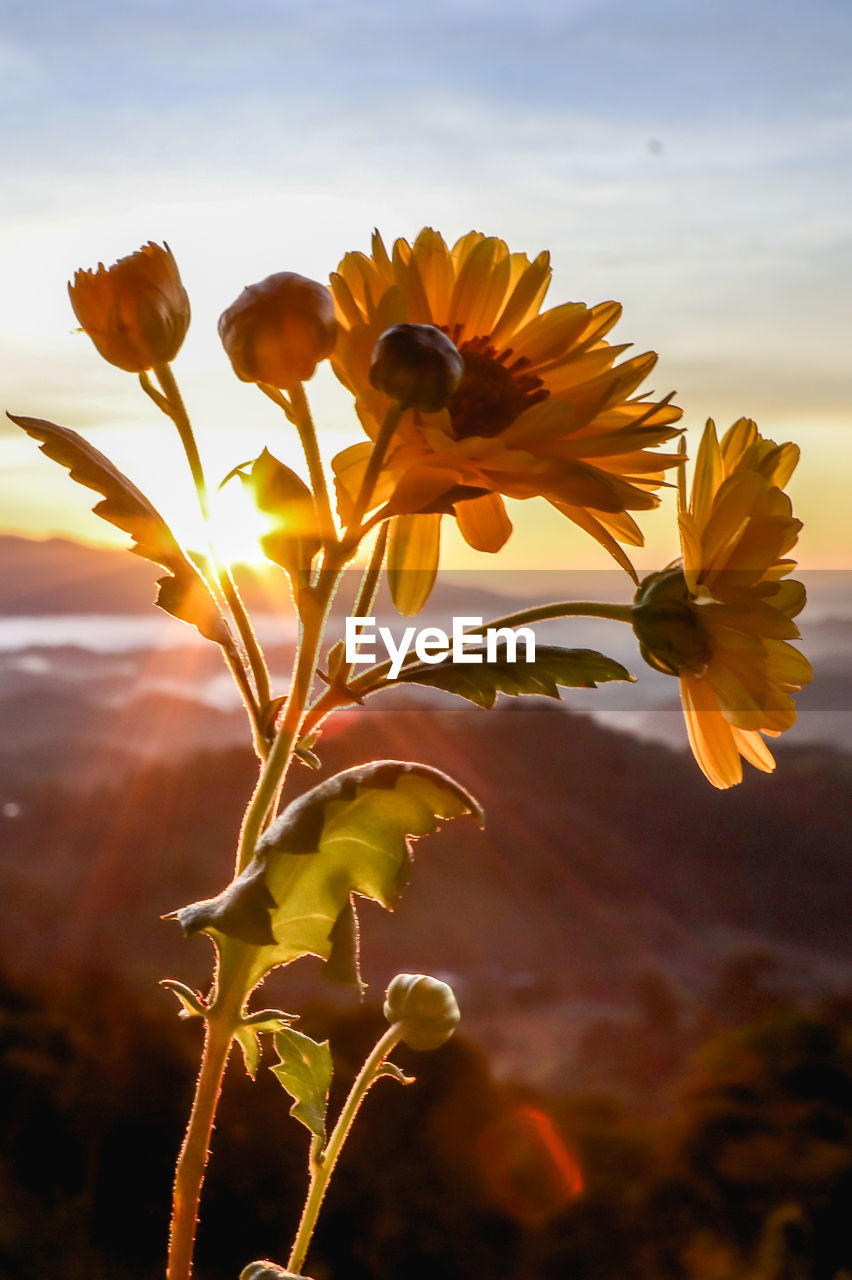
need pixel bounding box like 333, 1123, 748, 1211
68, 241, 190, 373
369, 323, 464, 411
218, 272, 337, 387
383, 973, 460, 1050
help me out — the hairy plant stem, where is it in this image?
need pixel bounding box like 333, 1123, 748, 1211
287, 1024, 403, 1276
165, 376, 357, 1277
235, 539, 348, 875
166, 950, 254, 1280
346, 402, 405, 533
150, 364, 273, 727
166, 543, 352, 1277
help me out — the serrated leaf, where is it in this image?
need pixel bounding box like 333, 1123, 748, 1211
395, 643, 634, 708
9, 414, 231, 647
160, 979, 207, 1019
235, 1010, 293, 1079
271, 1027, 333, 1142
375, 1061, 415, 1086
172, 762, 482, 993
235, 1025, 263, 1079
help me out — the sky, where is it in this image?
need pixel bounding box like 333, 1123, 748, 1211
1, 0, 850, 573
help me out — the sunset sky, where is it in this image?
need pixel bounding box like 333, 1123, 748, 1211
2, 0, 850, 573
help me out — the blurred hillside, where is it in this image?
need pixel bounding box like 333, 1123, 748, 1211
3, 537, 852, 1278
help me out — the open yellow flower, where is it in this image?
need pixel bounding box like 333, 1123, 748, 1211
330, 229, 683, 593
632, 418, 812, 788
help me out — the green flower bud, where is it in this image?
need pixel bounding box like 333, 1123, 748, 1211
240, 1263, 313, 1280
369, 323, 464, 411
631, 568, 712, 676
219, 272, 337, 387
383, 973, 460, 1050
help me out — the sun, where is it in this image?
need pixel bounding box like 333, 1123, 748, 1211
207, 479, 280, 569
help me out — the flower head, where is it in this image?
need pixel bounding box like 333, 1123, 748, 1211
69, 241, 190, 373
330, 229, 682, 580
633, 418, 812, 788
218, 271, 337, 387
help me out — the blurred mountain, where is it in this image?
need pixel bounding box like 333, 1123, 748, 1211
0, 533, 520, 620
2, 687, 850, 1090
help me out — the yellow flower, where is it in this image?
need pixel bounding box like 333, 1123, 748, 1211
69, 241, 190, 373
330, 229, 683, 585
632, 418, 812, 789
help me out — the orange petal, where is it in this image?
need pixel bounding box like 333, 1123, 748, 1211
388, 513, 441, 616
730, 727, 776, 773
680, 675, 743, 789
454, 491, 513, 553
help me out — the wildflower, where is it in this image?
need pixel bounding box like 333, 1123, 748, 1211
330, 229, 682, 578
632, 418, 812, 788
69, 241, 190, 373
218, 272, 337, 387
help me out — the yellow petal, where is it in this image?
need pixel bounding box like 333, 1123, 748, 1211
411, 227, 453, 319
489, 250, 551, 346
385, 466, 464, 515
680, 675, 743, 789
454, 491, 513, 553
551, 500, 639, 580
690, 419, 723, 529
730, 727, 776, 773
388, 513, 441, 616
446, 237, 498, 336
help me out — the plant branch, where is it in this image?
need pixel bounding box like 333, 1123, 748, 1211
287, 1025, 403, 1277
150, 364, 273, 725
299, 598, 636, 736
166, 955, 252, 1280
345, 402, 404, 535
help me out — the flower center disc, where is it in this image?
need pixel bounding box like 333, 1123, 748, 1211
447, 340, 549, 440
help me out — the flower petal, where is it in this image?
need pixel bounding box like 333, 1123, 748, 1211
454, 491, 513, 553
388, 513, 441, 615
680, 675, 743, 789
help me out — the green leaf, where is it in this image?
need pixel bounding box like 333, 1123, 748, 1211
172, 761, 482, 992
234, 1010, 293, 1079
160, 979, 207, 1019
8, 414, 232, 648
395, 643, 634, 708
236, 448, 321, 583
271, 1027, 333, 1142
235, 1025, 264, 1079
375, 1060, 415, 1086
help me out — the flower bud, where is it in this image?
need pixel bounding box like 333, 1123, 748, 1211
384, 973, 460, 1050
218, 272, 337, 387
369, 323, 464, 411
631, 568, 712, 677
68, 241, 190, 373
240, 1264, 313, 1280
